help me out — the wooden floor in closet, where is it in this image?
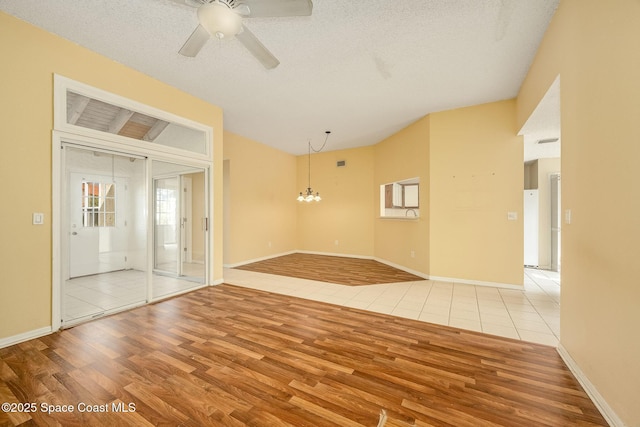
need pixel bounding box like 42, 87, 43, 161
1, 283, 606, 426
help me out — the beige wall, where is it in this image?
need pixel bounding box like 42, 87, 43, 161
0, 12, 223, 339
283, 103, 523, 287
223, 131, 298, 265
291, 103, 523, 288
430, 100, 524, 286
297, 146, 375, 256
374, 116, 430, 275
517, 1, 640, 424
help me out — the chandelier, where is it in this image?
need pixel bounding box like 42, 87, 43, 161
297, 131, 331, 202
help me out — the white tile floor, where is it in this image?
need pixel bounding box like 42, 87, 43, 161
223, 267, 561, 347
63, 269, 205, 324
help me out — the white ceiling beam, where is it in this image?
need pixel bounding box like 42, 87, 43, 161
143, 120, 170, 141
108, 108, 135, 134
67, 95, 90, 125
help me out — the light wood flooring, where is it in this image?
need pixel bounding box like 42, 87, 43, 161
1, 284, 606, 426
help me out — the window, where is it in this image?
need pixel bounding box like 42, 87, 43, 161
55, 75, 212, 159
155, 186, 177, 226
81, 181, 116, 227
380, 177, 420, 218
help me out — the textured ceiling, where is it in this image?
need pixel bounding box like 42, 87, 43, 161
0, 0, 560, 155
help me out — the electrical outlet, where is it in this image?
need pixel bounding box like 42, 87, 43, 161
268, 241, 272, 248
410, 250, 415, 258
334, 240, 339, 246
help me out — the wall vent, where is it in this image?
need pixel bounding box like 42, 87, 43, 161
337, 160, 346, 167
536, 137, 559, 144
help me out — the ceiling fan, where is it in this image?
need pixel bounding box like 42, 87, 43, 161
172, 0, 313, 69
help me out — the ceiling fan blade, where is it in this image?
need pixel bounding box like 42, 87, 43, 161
236, 24, 280, 69
240, 0, 312, 18
167, 0, 205, 7
179, 24, 210, 57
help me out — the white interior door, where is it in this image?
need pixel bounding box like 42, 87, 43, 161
69, 172, 127, 277
62, 145, 147, 326
153, 174, 199, 277
152, 160, 207, 285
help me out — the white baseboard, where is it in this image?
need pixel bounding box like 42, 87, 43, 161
295, 251, 433, 280
0, 326, 52, 349
223, 250, 296, 268
225, 251, 523, 289
298, 252, 431, 280
212, 278, 224, 285
373, 257, 429, 280
428, 275, 523, 289
557, 344, 623, 427
225, 250, 375, 268
296, 250, 374, 260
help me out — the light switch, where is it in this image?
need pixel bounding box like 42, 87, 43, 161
507, 211, 518, 221
565, 209, 572, 224
33, 213, 44, 225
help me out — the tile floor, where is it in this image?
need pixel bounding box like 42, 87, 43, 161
223, 267, 561, 347
64, 268, 205, 325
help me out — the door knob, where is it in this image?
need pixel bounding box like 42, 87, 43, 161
72, 232, 78, 235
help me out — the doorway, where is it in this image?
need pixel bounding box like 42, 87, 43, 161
53, 76, 213, 330
69, 173, 126, 277
152, 160, 207, 299
519, 76, 561, 272
62, 146, 147, 324
61, 146, 210, 326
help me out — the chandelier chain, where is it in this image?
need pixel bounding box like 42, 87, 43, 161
297, 131, 331, 202
309, 131, 331, 153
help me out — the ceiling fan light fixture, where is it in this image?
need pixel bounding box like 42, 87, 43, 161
197, 2, 242, 39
